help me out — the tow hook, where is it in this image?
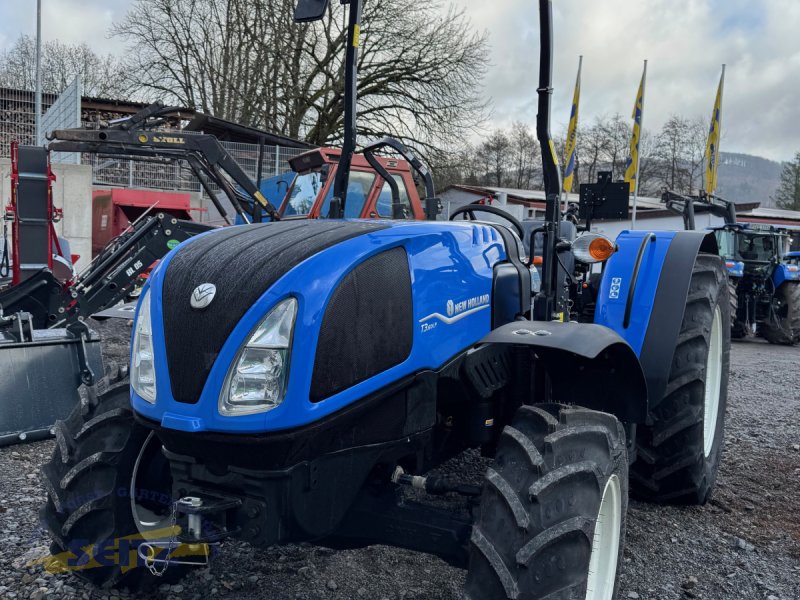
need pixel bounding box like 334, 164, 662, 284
138, 494, 242, 575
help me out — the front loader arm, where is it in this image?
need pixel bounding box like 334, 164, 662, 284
662, 190, 737, 231
48, 127, 279, 223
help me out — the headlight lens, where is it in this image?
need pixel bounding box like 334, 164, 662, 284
131, 289, 156, 403
220, 298, 297, 416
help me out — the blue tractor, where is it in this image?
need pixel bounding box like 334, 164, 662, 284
40, 2, 731, 598
713, 223, 800, 344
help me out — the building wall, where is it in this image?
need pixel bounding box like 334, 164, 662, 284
440, 189, 527, 222
591, 214, 731, 240
0, 158, 93, 272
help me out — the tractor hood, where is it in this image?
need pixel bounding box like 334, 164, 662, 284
132, 219, 510, 433
160, 221, 388, 403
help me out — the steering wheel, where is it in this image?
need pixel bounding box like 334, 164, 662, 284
449, 203, 525, 240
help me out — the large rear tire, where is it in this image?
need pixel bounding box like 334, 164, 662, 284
630, 253, 730, 505
728, 277, 746, 339
464, 404, 628, 600
760, 281, 800, 345
39, 382, 188, 589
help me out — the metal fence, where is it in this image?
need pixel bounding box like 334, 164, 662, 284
83, 141, 306, 192
1, 85, 307, 220
39, 77, 82, 162
0, 87, 56, 156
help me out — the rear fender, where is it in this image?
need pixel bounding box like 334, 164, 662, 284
595, 230, 718, 409
475, 320, 648, 423
773, 263, 800, 288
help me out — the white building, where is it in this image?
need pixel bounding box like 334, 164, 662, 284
439, 184, 790, 241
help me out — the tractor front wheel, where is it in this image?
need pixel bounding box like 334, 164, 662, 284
39, 382, 188, 590
464, 404, 628, 600
761, 281, 800, 345
630, 253, 730, 504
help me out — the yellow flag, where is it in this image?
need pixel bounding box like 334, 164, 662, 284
624, 62, 646, 194
562, 57, 582, 194
704, 66, 725, 196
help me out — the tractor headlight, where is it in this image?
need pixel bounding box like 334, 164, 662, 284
220, 298, 297, 416
131, 289, 156, 403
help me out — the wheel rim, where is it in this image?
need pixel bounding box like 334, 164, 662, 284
703, 305, 723, 457
585, 474, 622, 600
130, 431, 174, 539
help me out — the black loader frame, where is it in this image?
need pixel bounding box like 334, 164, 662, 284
662, 189, 737, 229
47, 103, 279, 225
0, 212, 212, 330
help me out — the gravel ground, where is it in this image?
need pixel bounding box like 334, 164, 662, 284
0, 328, 798, 600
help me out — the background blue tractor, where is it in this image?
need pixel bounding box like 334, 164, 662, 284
39, 1, 731, 598
713, 223, 800, 344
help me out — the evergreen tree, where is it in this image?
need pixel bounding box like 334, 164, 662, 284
773, 152, 800, 210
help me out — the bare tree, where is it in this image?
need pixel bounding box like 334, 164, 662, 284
576, 118, 608, 186
508, 122, 539, 189
597, 113, 630, 179
476, 130, 512, 187
112, 0, 488, 155
652, 115, 690, 192
772, 152, 800, 210
0, 35, 125, 97
648, 115, 710, 194
635, 130, 659, 196
685, 116, 709, 193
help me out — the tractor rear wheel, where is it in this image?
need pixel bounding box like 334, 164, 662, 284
630, 253, 730, 504
39, 382, 188, 590
760, 282, 800, 345
728, 277, 746, 338
464, 404, 628, 600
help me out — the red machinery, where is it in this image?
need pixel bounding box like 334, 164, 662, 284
91, 188, 204, 257
6, 141, 72, 285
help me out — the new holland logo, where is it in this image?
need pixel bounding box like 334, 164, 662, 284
420, 294, 490, 327
190, 283, 217, 309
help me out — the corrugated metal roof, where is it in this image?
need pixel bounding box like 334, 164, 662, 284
739, 206, 800, 221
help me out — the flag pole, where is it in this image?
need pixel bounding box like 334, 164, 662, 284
631, 59, 647, 229
35, 0, 42, 145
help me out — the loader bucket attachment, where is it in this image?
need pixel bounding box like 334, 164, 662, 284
0, 327, 103, 446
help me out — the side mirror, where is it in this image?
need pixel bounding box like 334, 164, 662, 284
295, 0, 329, 22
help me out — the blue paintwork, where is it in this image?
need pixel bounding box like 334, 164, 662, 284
773, 262, 800, 287
593, 230, 676, 355
724, 260, 744, 278
131, 221, 506, 433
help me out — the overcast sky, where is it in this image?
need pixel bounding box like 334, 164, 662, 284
2, 0, 797, 161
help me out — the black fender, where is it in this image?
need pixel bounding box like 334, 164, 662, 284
472, 320, 648, 423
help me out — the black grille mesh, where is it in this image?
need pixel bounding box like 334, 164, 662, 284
162, 221, 388, 403
310, 247, 413, 402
